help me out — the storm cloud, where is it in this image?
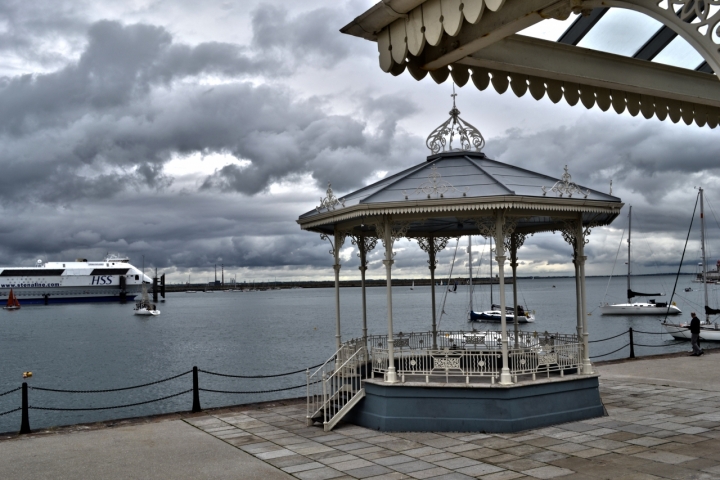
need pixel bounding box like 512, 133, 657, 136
0, 0, 718, 282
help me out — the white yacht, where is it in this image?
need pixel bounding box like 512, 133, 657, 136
600, 206, 681, 316
0, 254, 151, 305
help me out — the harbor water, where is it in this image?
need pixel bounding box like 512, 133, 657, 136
0, 274, 715, 433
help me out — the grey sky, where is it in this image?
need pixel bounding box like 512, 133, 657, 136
1, 0, 719, 283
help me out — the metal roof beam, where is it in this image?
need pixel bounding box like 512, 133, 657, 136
697, 62, 714, 74
633, 26, 677, 61
458, 34, 720, 108
557, 8, 608, 45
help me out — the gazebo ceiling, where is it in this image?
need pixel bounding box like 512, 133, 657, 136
341, 0, 720, 128
297, 150, 623, 237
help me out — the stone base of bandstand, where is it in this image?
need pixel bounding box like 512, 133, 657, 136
345, 374, 604, 433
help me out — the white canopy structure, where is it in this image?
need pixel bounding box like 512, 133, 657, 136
341, 0, 720, 127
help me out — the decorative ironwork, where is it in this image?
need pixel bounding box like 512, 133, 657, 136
426, 90, 485, 154
403, 165, 469, 200
320, 232, 346, 260
433, 356, 461, 370
654, 0, 720, 50
505, 232, 528, 257
465, 335, 485, 345
363, 330, 582, 381
416, 236, 452, 267
395, 338, 410, 348
541, 166, 590, 198
316, 183, 346, 213
472, 217, 496, 238
375, 218, 412, 251
350, 234, 378, 268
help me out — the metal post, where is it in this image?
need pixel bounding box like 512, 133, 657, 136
359, 236, 368, 347
19, 382, 30, 434
429, 245, 438, 350
577, 217, 592, 374
383, 216, 398, 383
333, 227, 343, 351
305, 368, 315, 427
574, 255, 583, 358
495, 212, 512, 385
191, 366, 201, 413
510, 235, 519, 349
322, 372, 328, 423
629, 328, 635, 359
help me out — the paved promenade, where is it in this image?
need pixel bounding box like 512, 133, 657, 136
2, 351, 720, 479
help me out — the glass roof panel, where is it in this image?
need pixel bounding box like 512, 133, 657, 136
652, 35, 705, 69
518, 16, 576, 41
577, 9, 662, 57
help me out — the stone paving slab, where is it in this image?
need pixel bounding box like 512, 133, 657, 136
180, 355, 720, 480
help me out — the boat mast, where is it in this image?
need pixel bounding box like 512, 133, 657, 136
627, 206, 632, 304
468, 235, 473, 313
701, 187, 709, 322
490, 237, 494, 306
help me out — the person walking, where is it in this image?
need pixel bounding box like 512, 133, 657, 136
688, 312, 704, 356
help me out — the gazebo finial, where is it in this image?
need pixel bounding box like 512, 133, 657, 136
426, 86, 485, 154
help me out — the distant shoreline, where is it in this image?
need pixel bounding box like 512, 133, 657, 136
163, 272, 694, 292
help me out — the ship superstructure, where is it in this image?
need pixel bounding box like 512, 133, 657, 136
0, 255, 151, 305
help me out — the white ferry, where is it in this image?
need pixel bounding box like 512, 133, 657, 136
0, 255, 152, 305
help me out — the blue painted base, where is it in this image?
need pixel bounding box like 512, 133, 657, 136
346, 375, 604, 432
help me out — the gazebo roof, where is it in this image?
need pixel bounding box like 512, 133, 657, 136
297, 150, 622, 237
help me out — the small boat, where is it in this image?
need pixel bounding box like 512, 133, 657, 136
134, 259, 160, 316
470, 306, 535, 323
600, 206, 681, 316
466, 236, 535, 323
410, 281, 414, 290
685, 287, 693, 292
4, 288, 20, 310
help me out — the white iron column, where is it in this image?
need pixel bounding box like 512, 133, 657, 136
359, 251, 368, 344
576, 217, 592, 374
383, 216, 398, 383
574, 252, 583, 347
510, 235, 519, 349
428, 245, 438, 350
351, 233, 377, 352
333, 227, 343, 351
494, 212, 512, 385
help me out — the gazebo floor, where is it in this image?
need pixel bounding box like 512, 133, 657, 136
346, 374, 604, 432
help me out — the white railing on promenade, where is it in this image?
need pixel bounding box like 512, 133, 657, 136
360, 330, 582, 383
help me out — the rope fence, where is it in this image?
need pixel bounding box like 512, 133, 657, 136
0, 327, 697, 435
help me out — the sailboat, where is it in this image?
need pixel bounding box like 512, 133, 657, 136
663, 188, 720, 340
410, 281, 414, 290
600, 206, 681, 315
134, 258, 160, 316
468, 236, 534, 323
4, 288, 20, 310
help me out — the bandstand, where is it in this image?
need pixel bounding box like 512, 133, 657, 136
299, 103, 623, 432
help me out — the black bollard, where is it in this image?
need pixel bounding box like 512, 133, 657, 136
19, 382, 30, 434
192, 366, 201, 413
629, 327, 635, 359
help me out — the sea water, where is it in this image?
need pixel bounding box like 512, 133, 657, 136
0, 274, 714, 433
